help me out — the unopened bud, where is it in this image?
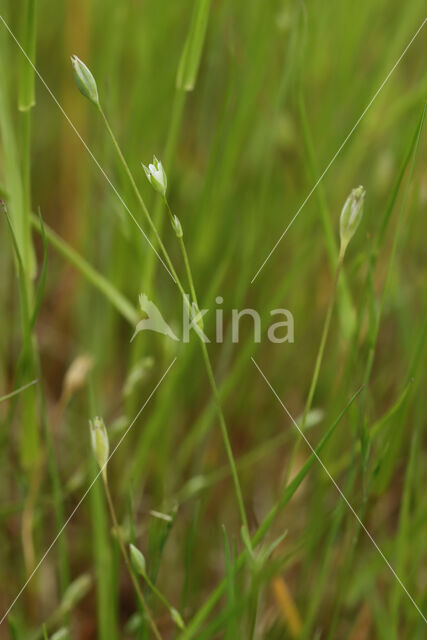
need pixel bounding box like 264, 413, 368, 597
170, 608, 185, 630
62, 354, 93, 400
60, 574, 92, 614
89, 417, 109, 477
173, 215, 183, 238
71, 55, 99, 106
339, 186, 365, 255
50, 629, 69, 640
129, 543, 146, 576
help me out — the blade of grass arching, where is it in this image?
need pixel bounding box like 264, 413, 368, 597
327, 104, 426, 639
390, 427, 419, 633
297, 90, 356, 338
87, 380, 119, 640
371, 311, 427, 495
195, 552, 294, 640
375, 108, 426, 252
359, 103, 426, 477
326, 330, 425, 638
328, 106, 426, 444
300, 464, 358, 639
174, 426, 293, 504
30, 214, 138, 325
179, 387, 362, 639
325, 377, 413, 479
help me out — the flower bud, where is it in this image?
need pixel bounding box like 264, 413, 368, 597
142, 156, 167, 197
62, 354, 93, 401
129, 543, 146, 576
71, 55, 99, 106
89, 417, 109, 476
170, 608, 185, 630
60, 574, 92, 614
50, 629, 69, 640
173, 215, 183, 238
339, 186, 365, 254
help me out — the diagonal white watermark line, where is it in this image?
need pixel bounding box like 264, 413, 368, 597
0, 358, 177, 626
0, 14, 175, 283
251, 356, 427, 625
251, 17, 427, 284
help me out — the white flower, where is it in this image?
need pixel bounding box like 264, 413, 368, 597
142, 156, 167, 197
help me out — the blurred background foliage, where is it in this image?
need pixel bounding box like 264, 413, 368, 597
0, 0, 426, 638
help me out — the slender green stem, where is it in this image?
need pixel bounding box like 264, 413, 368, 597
301, 250, 345, 431
165, 197, 251, 541
97, 105, 184, 292
99, 109, 251, 544
139, 567, 179, 622
199, 339, 250, 536
143, 90, 186, 294
102, 476, 162, 640
0, 378, 38, 403
179, 387, 362, 639
285, 250, 345, 485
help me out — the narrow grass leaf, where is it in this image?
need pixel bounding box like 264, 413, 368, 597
18, 0, 37, 111
176, 0, 211, 91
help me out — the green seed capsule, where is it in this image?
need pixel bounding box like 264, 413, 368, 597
71, 55, 99, 106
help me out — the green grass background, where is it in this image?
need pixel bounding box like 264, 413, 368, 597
0, 0, 426, 638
